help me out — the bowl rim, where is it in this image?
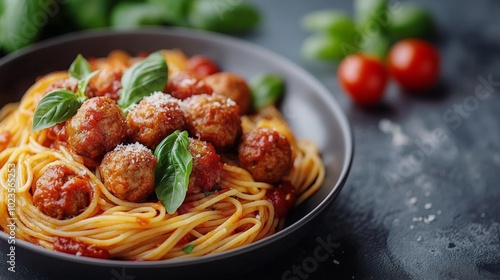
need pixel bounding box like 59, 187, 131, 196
0, 27, 354, 268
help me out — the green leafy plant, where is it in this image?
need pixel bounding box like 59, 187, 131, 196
300, 0, 434, 62
154, 130, 193, 214
0, 0, 262, 53
32, 55, 95, 131
251, 74, 285, 110
182, 244, 195, 254
33, 51, 168, 131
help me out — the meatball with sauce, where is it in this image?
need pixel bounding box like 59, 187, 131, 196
238, 127, 293, 183
33, 165, 92, 220
66, 97, 127, 165
165, 71, 213, 100
203, 72, 252, 115
87, 69, 122, 101
187, 138, 222, 195
183, 94, 241, 149
186, 55, 220, 79
99, 143, 157, 202
127, 92, 185, 149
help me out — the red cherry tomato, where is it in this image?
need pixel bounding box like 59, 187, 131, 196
337, 54, 388, 107
388, 39, 440, 92
187, 55, 220, 79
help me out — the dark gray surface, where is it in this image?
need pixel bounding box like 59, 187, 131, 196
2, 0, 500, 279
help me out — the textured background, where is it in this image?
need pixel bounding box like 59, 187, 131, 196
1, 0, 500, 279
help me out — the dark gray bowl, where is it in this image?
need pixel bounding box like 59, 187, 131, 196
0, 28, 353, 280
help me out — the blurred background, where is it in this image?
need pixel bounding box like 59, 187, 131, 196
1, 0, 500, 279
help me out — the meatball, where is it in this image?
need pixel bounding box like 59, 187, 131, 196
45, 77, 96, 97
127, 92, 185, 149
238, 127, 292, 183
33, 165, 92, 220
187, 138, 222, 195
203, 72, 252, 115
66, 97, 127, 165
87, 69, 122, 101
99, 143, 157, 202
165, 71, 213, 100
183, 94, 241, 149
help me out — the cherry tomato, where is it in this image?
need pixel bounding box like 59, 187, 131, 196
186, 55, 220, 78
337, 54, 388, 106
388, 39, 440, 92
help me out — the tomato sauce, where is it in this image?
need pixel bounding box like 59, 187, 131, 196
54, 237, 109, 259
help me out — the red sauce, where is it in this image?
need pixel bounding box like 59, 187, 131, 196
266, 181, 297, 218
0, 131, 11, 150
186, 55, 220, 79
136, 217, 149, 226
177, 202, 195, 215
43, 122, 68, 148
54, 237, 109, 259
176, 233, 195, 247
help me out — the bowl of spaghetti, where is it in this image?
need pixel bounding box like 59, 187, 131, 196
0, 29, 353, 280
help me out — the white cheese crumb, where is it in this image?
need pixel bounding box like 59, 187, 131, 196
424, 203, 432, 210
378, 119, 410, 147
412, 217, 423, 222
144, 91, 181, 110
424, 214, 436, 224
408, 197, 418, 205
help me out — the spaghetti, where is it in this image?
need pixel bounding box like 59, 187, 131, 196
0, 50, 325, 260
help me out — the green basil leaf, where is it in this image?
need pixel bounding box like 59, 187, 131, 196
32, 90, 83, 131
77, 70, 100, 98
387, 4, 435, 40
188, 0, 261, 33
110, 2, 167, 29
251, 74, 285, 110
154, 130, 193, 214
147, 0, 192, 26
69, 54, 92, 80
182, 244, 195, 254
65, 0, 109, 29
354, 0, 388, 31
301, 34, 349, 62
118, 51, 168, 112
301, 10, 357, 43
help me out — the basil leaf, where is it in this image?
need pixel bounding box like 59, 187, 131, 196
32, 90, 83, 131
182, 244, 195, 254
69, 54, 92, 80
77, 70, 100, 98
154, 130, 193, 214
118, 51, 168, 112
251, 74, 285, 109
